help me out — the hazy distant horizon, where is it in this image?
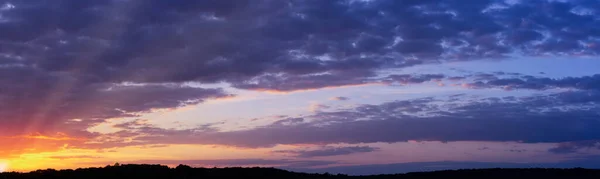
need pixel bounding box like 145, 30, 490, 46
4, 159, 600, 176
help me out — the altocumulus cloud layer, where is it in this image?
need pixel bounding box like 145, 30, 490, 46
95, 90, 600, 148
1, 0, 600, 162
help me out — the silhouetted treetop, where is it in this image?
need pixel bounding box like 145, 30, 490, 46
1, 165, 599, 179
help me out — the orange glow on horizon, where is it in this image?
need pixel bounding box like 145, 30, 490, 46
0, 133, 88, 161
0, 144, 280, 172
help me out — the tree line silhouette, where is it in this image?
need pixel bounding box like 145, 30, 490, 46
1, 164, 599, 179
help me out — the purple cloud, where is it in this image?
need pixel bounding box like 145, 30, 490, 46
274, 146, 380, 158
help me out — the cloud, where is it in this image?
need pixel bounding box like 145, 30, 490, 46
0, 73, 230, 137
274, 146, 380, 158
385, 74, 445, 85
272, 118, 305, 126
0, 0, 597, 93
90, 90, 600, 148
549, 140, 600, 154
464, 74, 600, 91
308, 103, 331, 112
505, 149, 527, 153
0, 68, 230, 157
478, 147, 490, 151
330, 97, 350, 101
231, 70, 378, 92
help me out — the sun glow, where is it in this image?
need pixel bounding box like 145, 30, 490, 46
0, 161, 8, 172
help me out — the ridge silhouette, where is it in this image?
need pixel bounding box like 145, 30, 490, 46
1, 164, 599, 179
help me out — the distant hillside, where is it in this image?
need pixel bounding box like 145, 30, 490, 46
1, 164, 599, 179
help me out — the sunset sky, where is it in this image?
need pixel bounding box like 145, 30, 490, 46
1, 0, 600, 175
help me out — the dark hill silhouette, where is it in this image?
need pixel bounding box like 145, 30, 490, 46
1, 164, 599, 179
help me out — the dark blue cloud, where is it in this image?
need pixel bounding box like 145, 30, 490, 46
465, 74, 600, 91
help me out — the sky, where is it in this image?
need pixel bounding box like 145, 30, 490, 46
1, 0, 600, 175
